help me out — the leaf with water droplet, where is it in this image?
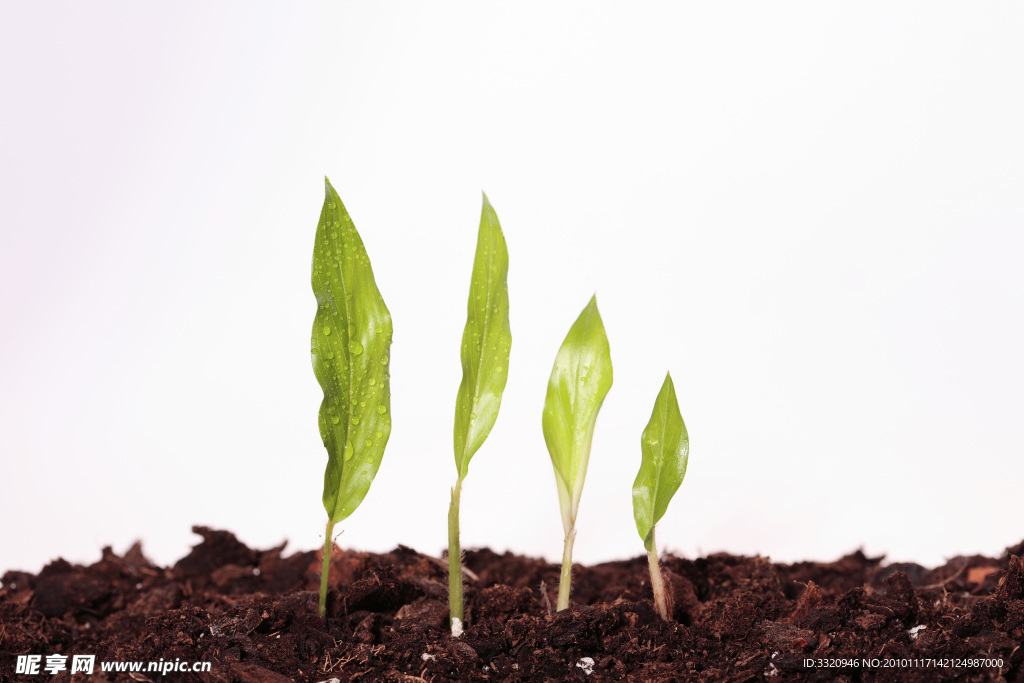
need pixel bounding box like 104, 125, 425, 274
453, 193, 511, 479
632, 373, 688, 551
312, 177, 393, 524
543, 296, 613, 534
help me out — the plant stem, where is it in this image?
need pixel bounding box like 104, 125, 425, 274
646, 527, 670, 621
448, 477, 464, 634
556, 527, 577, 611
318, 519, 335, 617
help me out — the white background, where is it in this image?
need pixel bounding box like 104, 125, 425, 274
2, 3, 1022, 575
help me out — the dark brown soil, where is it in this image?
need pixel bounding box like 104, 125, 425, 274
2, 528, 1022, 682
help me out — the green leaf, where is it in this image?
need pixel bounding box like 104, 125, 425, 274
632, 373, 689, 551
453, 193, 511, 478
312, 178, 393, 524
542, 296, 613, 534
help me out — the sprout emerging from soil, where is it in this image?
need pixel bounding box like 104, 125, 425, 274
311, 178, 394, 617
542, 297, 613, 611
632, 373, 689, 621
449, 194, 511, 636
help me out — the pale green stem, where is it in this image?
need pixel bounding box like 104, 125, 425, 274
448, 477, 465, 633
646, 526, 670, 621
318, 519, 336, 617
556, 527, 577, 611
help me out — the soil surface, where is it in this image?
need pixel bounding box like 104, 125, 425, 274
2, 528, 1022, 682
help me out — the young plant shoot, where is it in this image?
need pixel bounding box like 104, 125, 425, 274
632, 373, 689, 621
312, 178, 393, 617
542, 296, 613, 611
449, 194, 511, 636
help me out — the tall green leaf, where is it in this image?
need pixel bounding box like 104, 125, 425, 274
453, 193, 511, 478
312, 177, 393, 524
542, 296, 613, 534
632, 373, 689, 551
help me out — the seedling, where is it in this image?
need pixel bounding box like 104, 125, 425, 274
632, 373, 689, 621
542, 296, 613, 611
448, 194, 511, 636
311, 178, 394, 617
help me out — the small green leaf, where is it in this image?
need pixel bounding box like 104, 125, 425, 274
632, 373, 689, 551
542, 296, 613, 534
454, 193, 511, 478
312, 178, 393, 524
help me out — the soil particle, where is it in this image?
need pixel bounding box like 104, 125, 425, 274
1, 527, 1022, 681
